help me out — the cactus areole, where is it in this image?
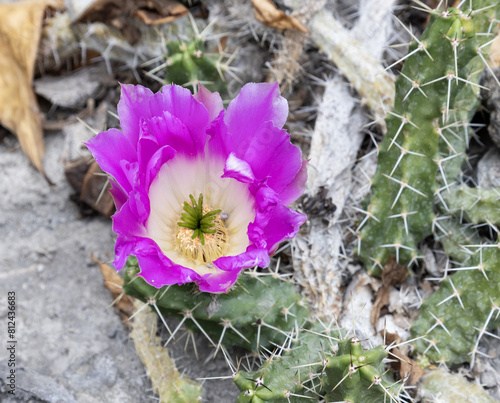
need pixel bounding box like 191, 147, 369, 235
87, 83, 307, 292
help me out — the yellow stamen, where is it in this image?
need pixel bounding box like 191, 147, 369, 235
176, 204, 228, 264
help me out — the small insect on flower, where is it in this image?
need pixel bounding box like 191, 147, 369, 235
86, 82, 307, 293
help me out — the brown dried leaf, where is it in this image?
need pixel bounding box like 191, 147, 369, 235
252, 0, 308, 33
76, 0, 188, 45
0, 0, 63, 176
371, 257, 408, 326
92, 255, 135, 321
81, 161, 115, 217
132, 0, 188, 25
385, 333, 426, 386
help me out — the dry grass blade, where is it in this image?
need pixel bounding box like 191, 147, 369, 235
0, 0, 63, 178
252, 0, 308, 33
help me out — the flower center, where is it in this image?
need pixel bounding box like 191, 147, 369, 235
176, 193, 228, 263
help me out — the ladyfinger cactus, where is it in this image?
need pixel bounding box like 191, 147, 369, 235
359, 0, 500, 273
123, 257, 309, 352
411, 242, 500, 366
163, 37, 227, 93
234, 324, 404, 403
323, 337, 402, 403
233, 322, 332, 402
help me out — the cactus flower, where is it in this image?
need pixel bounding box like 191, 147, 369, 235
87, 83, 306, 292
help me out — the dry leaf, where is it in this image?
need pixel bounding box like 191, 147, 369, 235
75, 0, 188, 45
252, 0, 308, 33
370, 257, 408, 326
131, 0, 188, 25
92, 255, 135, 321
385, 333, 426, 386
0, 0, 63, 177
81, 161, 115, 217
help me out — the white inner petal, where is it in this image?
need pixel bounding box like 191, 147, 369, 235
146, 155, 255, 276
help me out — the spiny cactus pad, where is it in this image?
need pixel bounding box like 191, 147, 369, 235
123, 257, 309, 352
234, 324, 404, 403
234, 322, 336, 402
323, 337, 402, 403
411, 232, 500, 366
358, 1, 500, 273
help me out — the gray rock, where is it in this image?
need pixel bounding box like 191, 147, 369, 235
0, 364, 77, 403
34, 65, 112, 109
62, 101, 108, 162
477, 148, 500, 189
0, 131, 151, 402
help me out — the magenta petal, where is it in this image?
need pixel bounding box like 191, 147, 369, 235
222, 153, 255, 183
279, 158, 308, 204
86, 128, 137, 193
114, 235, 136, 270
254, 186, 279, 218
144, 145, 176, 190
135, 241, 202, 287
118, 84, 154, 145
225, 82, 288, 155
203, 249, 270, 292
215, 249, 270, 272
197, 270, 240, 293
108, 179, 127, 211
149, 85, 210, 144
260, 205, 307, 254
194, 84, 224, 122
112, 195, 148, 238
146, 111, 203, 157
239, 122, 302, 197
207, 111, 232, 160
138, 118, 160, 174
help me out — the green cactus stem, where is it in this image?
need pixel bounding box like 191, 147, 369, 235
234, 322, 336, 402
234, 323, 405, 403
411, 221, 500, 366
323, 337, 402, 403
358, 1, 500, 274
164, 37, 228, 94
123, 257, 309, 352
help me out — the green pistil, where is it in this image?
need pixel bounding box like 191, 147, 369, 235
177, 194, 221, 245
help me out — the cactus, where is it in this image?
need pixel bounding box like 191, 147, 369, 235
348, 0, 500, 368
162, 37, 228, 94
442, 184, 500, 226
233, 322, 331, 403
234, 323, 405, 403
411, 218, 500, 366
358, 0, 500, 274
322, 337, 402, 403
123, 257, 310, 352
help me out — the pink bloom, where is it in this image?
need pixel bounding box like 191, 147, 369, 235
87, 83, 307, 292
